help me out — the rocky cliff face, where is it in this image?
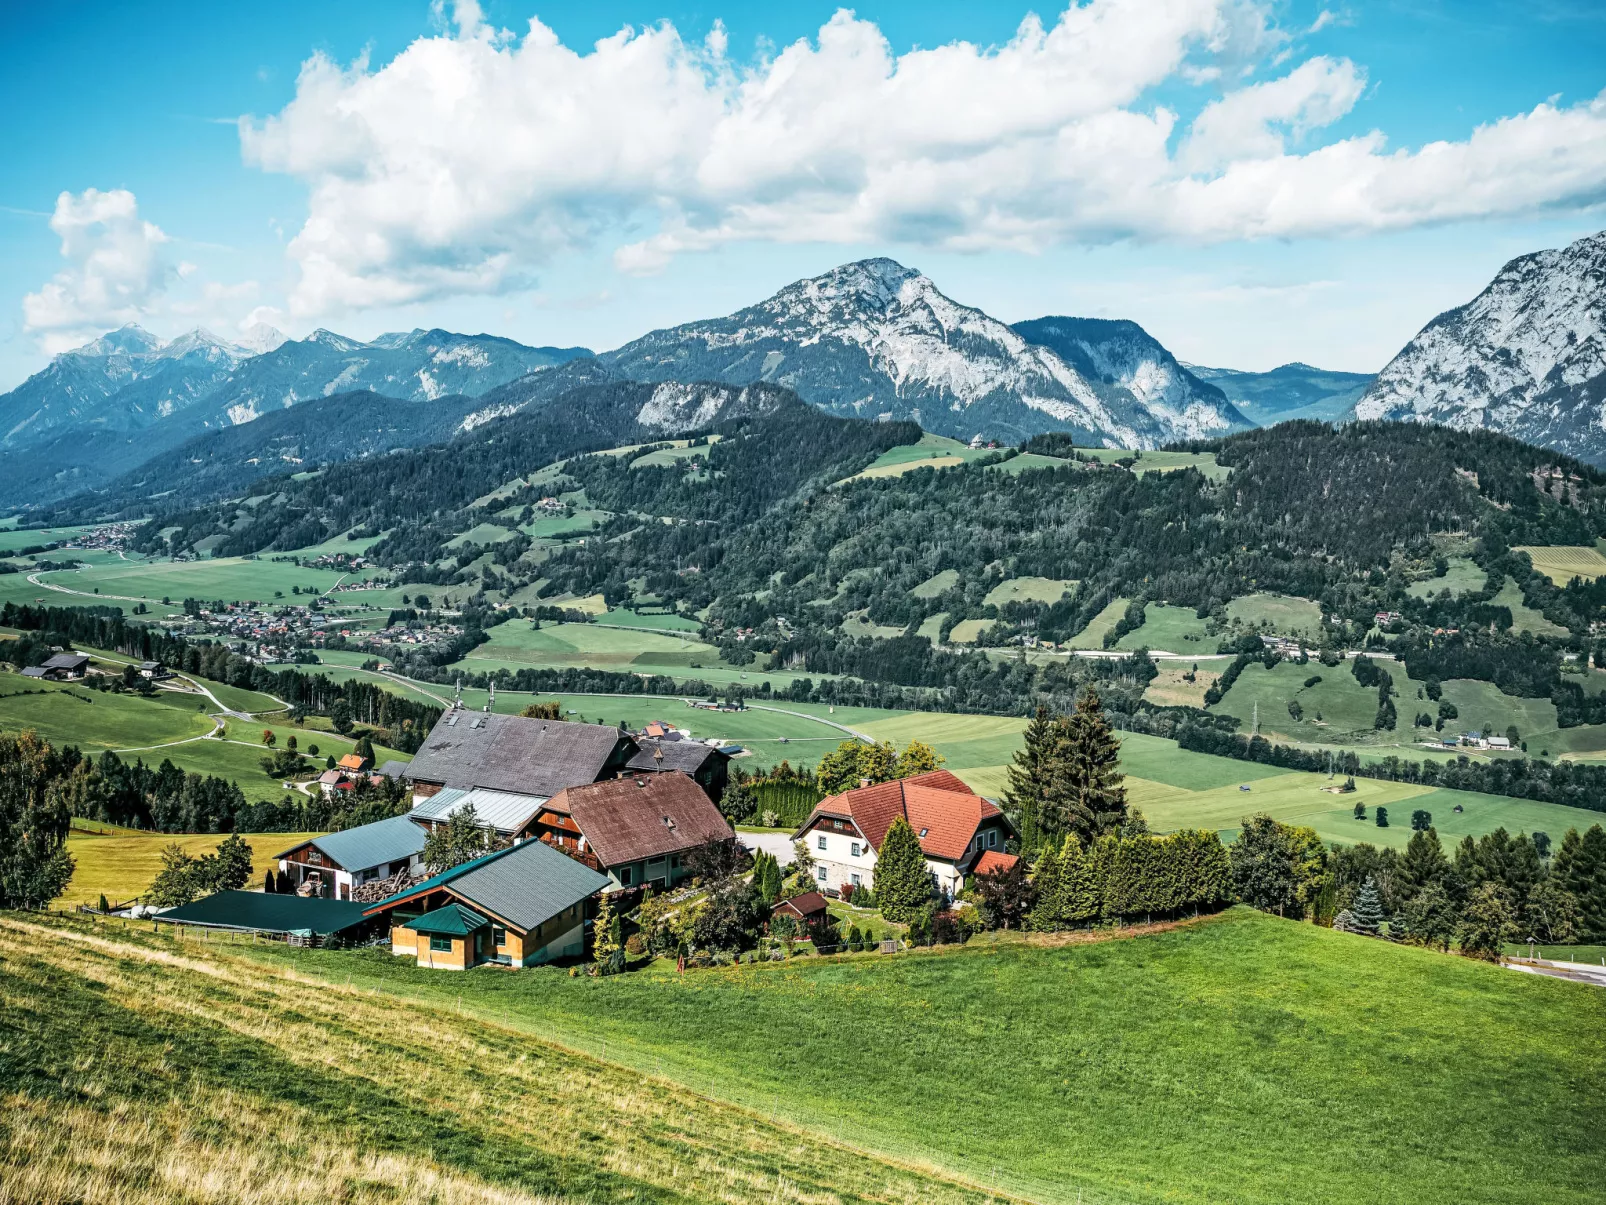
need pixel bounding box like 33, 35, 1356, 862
1355, 229, 1606, 462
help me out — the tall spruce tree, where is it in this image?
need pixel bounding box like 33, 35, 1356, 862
1049, 688, 1127, 844
1350, 876, 1386, 936
1399, 827, 1450, 901
875, 817, 934, 922
1003, 705, 1055, 854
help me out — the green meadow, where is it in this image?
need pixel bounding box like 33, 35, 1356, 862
242, 907, 1606, 1205
1113, 603, 1213, 651
0, 915, 978, 1205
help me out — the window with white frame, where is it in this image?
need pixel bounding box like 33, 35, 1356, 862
988, 830, 999, 848
850, 842, 860, 857
817, 866, 828, 882
817, 835, 827, 851
850, 873, 861, 887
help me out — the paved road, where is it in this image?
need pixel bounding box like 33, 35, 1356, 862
1507, 958, 1606, 988
737, 831, 797, 866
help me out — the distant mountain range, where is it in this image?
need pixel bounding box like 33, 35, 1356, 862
1356, 229, 1606, 463
1187, 362, 1374, 425
0, 326, 590, 508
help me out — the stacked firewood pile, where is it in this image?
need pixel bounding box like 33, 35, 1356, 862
352, 868, 425, 903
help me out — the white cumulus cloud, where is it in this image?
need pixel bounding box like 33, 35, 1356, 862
240, 0, 1606, 317
22, 188, 171, 353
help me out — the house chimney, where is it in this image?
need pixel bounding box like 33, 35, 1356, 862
859, 777, 871, 789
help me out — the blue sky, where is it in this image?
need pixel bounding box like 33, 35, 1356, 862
2, 0, 1604, 388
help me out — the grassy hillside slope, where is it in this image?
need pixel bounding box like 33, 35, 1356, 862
0, 914, 991, 1205
240, 907, 1606, 1205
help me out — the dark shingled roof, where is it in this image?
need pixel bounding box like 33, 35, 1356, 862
557, 772, 733, 867
155, 891, 368, 934
405, 711, 634, 796
41, 653, 90, 670
625, 738, 728, 776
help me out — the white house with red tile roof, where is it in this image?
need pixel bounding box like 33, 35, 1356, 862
791, 770, 1016, 901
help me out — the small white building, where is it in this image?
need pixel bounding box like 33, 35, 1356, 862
792, 770, 1017, 902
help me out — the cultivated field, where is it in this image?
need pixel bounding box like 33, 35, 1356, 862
230, 907, 1606, 1205
0, 914, 987, 1205
1075, 448, 1230, 481
1512, 543, 1606, 585
62, 825, 321, 906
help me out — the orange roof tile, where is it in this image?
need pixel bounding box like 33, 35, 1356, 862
971, 850, 1020, 877
802, 770, 1006, 863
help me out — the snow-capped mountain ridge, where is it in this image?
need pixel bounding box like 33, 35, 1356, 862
1355, 229, 1606, 462
601, 258, 1248, 445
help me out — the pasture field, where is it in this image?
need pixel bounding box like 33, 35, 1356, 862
444, 521, 517, 548
1142, 657, 1232, 708
84, 647, 285, 715
1407, 555, 1488, 599
841, 433, 994, 482
1076, 447, 1230, 481
0, 674, 215, 752
841, 610, 907, 639
29, 555, 370, 609
628, 436, 722, 469
518, 509, 608, 538
61, 828, 321, 906
593, 607, 702, 632
0, 916, 981, 1205
0, 523, 108, 555
1066, 597, 1130, 648
945, 617, 992, 643
1492, 576, 1568, 636
1113, 603, 1213, 651
1224, 592, 1325, 638
1128, 766, 1600, 851
987, 450, 1074, 474
911, 568, 960, 598
916, 611, 947, 640
234, 907, 1606, 1205
983, 575, 1077, 607
1512, 543, 1606, 585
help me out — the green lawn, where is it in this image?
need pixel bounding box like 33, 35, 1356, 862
444, 521, 517, 548
0, 523, 110, 555
1114, 603, 1213, 651
249, 908, 1606, 1205
985, 451, 1076, 475
592, 607, 702, 632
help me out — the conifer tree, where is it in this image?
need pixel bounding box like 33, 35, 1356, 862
1458, 882, 1518, 960
1027, 842, 1063, 931
1402, 881, 1457, 951
1061, 835, 1104, 923
1400, 827, 1450, 900
1003, 705, 1055, 854
1048, 688, 1127, 844
875, 817, 934, 922
592, 890, 622, 974
1350, 875, 1386, 936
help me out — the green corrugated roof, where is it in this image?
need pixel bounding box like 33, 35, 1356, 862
156, 891, 368, 934
403, 903, 489, 936
364, 837, 608, 934
362, 841, 523, 915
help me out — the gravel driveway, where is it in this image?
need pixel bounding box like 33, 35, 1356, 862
737, 831, 797, 866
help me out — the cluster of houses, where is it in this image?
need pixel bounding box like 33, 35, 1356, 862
160, 701, 1022, 971
1436, 731, 1514, 751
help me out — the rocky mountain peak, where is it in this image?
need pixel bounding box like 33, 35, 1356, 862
1355, 227, 1606, 462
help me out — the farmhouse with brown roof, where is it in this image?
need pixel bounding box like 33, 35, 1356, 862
792, 770, 1015, 900
544, 771, 735, 892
